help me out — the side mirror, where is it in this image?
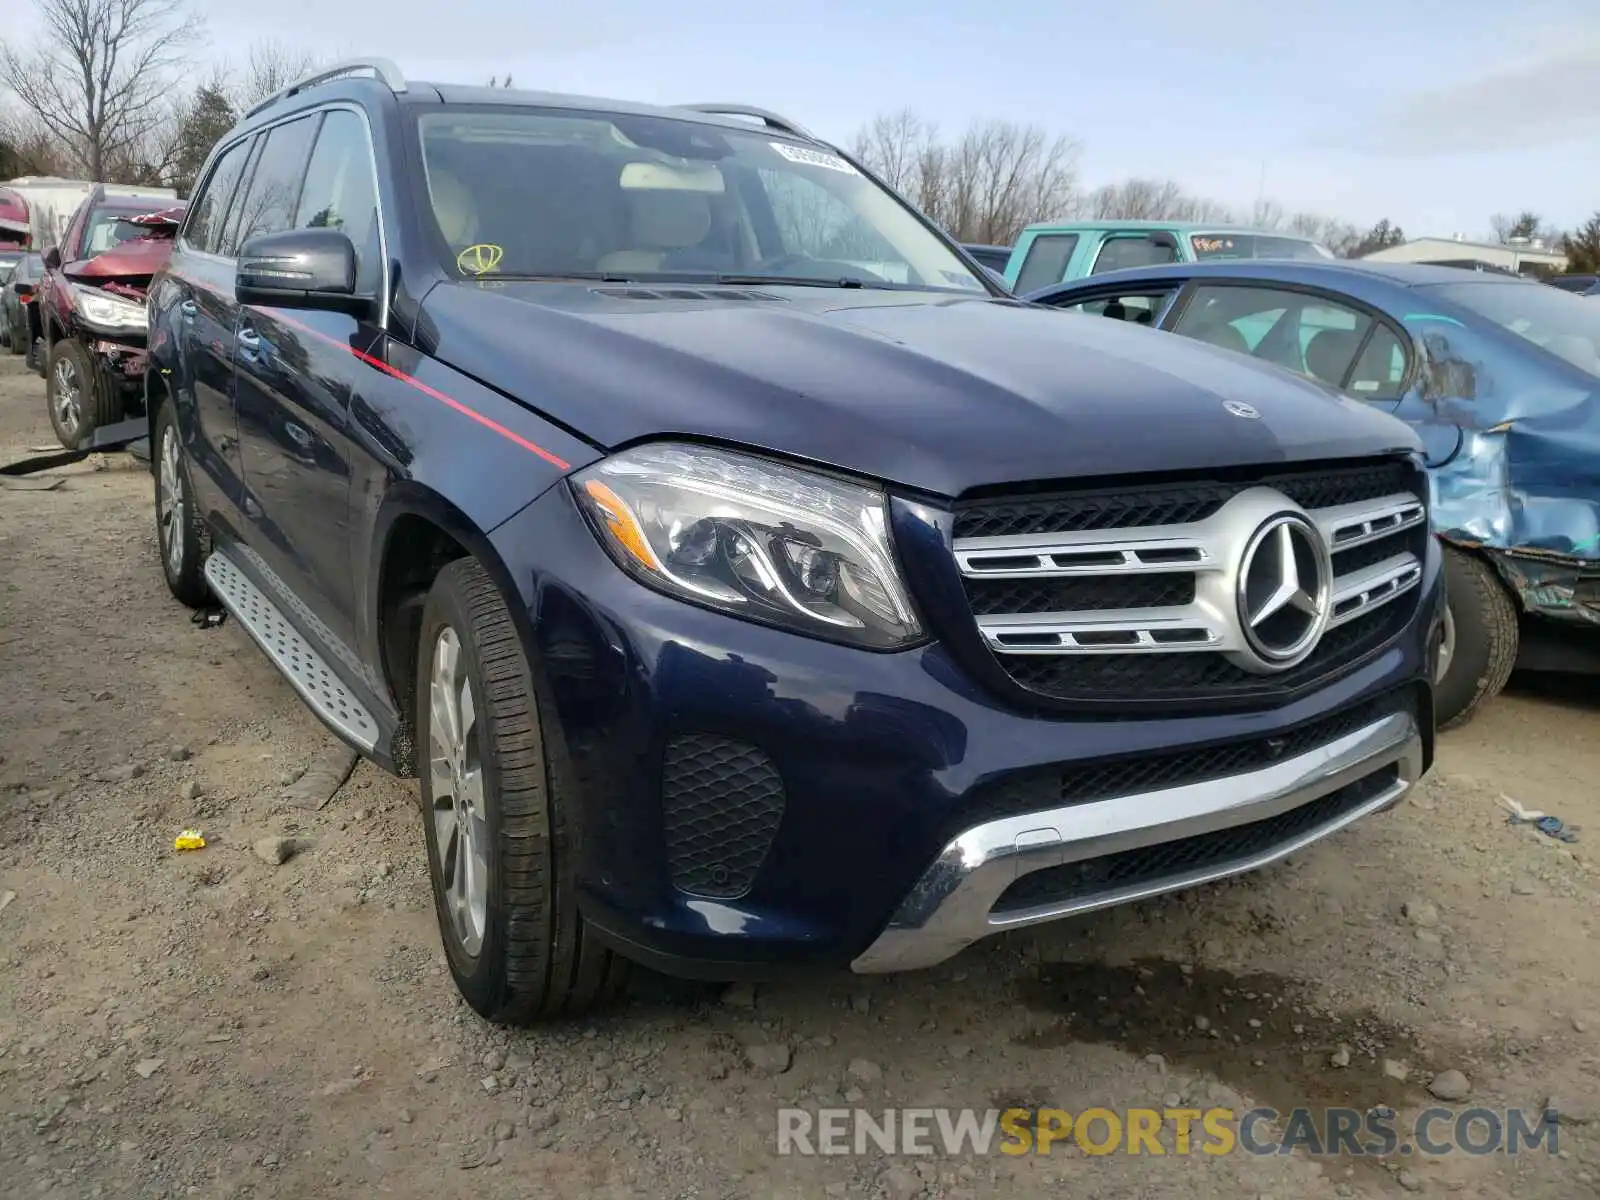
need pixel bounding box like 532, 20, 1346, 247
42, 245, 61, 271
236, 228, 365, 314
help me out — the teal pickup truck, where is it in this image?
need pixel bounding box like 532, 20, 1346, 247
1003, 220, 1333, 295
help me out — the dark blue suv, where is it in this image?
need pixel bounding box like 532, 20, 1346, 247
147, 59, 1443, 1023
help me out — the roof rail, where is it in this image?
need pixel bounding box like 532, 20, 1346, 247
677, 104, 818, 142
246, 57, 408, 118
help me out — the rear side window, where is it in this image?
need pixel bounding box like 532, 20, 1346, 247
294, 109, 382, 292
1057, 288, 1177, 326
231, 115, 319, 249
1091, 234, 1179, 275
1013, 234, 1079, 293
184, 138, 252, 255
1346, 323, 1408, 398
1173, 283, 1409, 398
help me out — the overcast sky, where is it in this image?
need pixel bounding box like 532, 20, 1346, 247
10, 0, 1600, 239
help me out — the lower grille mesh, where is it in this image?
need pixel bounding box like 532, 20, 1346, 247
661, 734, 785, 899
964, 687, 1411, 828
993, 765, 1399, 914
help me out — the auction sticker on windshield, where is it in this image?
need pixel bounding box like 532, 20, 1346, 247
770, 143, 858, 174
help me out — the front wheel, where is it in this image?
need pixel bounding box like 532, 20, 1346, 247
1435, 545, 1519, 729
151, 402, 211, 607
417, 557, 627, 1023
47, 338, 121, 449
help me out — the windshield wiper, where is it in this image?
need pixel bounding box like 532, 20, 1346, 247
713, 274, 868, 289
484, 271, 639, 283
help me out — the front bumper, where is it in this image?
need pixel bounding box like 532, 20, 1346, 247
489, 485, 1440, 978
852, 706, 1422, 972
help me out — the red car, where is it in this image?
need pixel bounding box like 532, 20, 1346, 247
36, 185, 186, 448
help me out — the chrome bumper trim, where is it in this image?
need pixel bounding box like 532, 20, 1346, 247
851, 710, 1423, 973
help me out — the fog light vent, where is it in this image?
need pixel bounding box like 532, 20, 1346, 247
661, 734, 785, 899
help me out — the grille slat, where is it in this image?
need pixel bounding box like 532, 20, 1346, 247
949, 458, 1427, 707
1001, 606, 1405, 702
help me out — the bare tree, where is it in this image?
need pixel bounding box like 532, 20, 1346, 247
232, 38, 321, 109
1562, 213, 1600, 274
1339, 218, 1405, 259
1490, 210, 1558, 246
1085, 178, 1232, 223
852, 109, 935, 197
0, 0, 202, 181
853, 112, 1078, 244
0, 108, 76, 177
1286, 211, 1360, 255
1246, 198, 1286, 230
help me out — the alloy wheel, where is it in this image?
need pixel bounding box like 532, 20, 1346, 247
429, 627, 489, 957
158, 425, 184, 575
1434, 604, 1457, 686
52, 356, 80, 437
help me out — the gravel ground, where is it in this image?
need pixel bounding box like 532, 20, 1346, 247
2, 352, 1599, 1200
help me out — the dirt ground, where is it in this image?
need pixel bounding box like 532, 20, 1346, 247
2, 351, 1600, 1200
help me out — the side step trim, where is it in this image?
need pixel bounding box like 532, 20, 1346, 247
204, 550, 380, 752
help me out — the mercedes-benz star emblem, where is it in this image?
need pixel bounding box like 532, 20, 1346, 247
1223, 400, 1260, 420
1236, 513, 1331, 668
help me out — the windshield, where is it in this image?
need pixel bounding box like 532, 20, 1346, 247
1190, 233, 1333, 261
414, 108, 987, 293
1424, 281, 1600, 379
83, 206, 158, 255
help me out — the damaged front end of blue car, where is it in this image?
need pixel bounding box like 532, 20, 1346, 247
1397, 298, 1600, 632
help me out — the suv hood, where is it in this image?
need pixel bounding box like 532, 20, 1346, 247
420, 283, 1419, 498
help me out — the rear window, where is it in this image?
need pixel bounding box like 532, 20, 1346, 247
1423, 281, 1600, 379
1190, 233, 1333, 261
1013, 233, 1079, 293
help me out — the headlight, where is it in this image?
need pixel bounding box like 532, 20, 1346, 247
572, 442, 923, 649
72, 284, 146, 332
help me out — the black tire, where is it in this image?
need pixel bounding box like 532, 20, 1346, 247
416, 557, 627, 1023
1436, 545, 1519, 729
0, 310, 10, 349
151, 401, 211, 607
27, 333, 44, 371
46, 337, 121, 449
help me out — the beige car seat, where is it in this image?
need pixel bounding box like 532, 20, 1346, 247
597, 191, 712, 275
430, 169, 479, 249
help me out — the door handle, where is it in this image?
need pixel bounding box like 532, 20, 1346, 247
179, 300, 197, 322
237, 327, 261, 353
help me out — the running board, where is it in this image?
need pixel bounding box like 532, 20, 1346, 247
203, 550, 380, 752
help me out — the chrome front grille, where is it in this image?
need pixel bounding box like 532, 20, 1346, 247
953, 458, 1427, 706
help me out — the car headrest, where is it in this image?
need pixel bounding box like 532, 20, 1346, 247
1304, 328, 1361, 385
